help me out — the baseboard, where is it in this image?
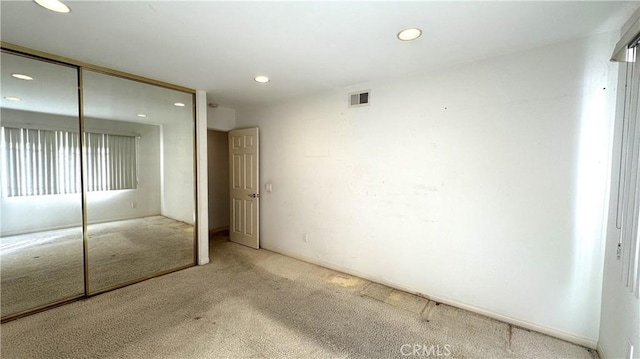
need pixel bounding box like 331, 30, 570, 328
1, 214, 166, 237
596, 342, 608, 359
1, 223, 82, 237
197, 258, 210, 266
262, 244, 598, 350
209, 225, 229, 234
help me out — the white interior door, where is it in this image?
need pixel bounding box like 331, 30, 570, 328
229, 127, 259, 249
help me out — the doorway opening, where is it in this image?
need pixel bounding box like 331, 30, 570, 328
207, 129, 230, 240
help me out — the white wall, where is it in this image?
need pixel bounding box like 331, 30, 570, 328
235, 32, 619, 345
160, 116, 196, 225
207, 106, 236, 131
1, 109, 161, 236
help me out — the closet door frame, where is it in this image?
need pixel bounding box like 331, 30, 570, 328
0, 43, 199, 323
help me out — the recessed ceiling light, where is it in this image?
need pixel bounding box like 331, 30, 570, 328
137, 114, 147, 118
174, 102, 186, 107
12, 73, 34, 81
254, 76, 270, 83
397, 28, 422, 41
4, 97, 22, 102
34, 0, 71, 13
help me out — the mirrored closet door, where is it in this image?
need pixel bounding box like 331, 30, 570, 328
82, 70, 196, 294
0, 49, 197, 320
0, 51, 84, 317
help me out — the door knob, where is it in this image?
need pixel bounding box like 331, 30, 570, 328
248, 193, 260, 198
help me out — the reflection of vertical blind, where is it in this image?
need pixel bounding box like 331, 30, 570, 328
85, 133, 137, 192
2, 127, 81, 196
1, 127, 137, 197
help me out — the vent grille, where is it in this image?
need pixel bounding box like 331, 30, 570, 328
349, 90, 370, 107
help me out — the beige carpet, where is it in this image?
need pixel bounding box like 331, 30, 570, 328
0, 233, 599, 358
1, 216, 194, 317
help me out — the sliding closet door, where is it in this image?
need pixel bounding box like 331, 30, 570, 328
81, 70, 196, 294
0, 52, 84, 318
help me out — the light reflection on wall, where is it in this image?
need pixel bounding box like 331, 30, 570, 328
569, 35, 618, 333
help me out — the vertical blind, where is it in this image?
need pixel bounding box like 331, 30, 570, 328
616, 44, 640, 298
1, 127, 137, 197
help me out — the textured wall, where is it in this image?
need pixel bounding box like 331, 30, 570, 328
236, 32, 619, 345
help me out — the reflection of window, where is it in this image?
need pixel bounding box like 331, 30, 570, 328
84, 132, 137, 192
1, 127, 137, 197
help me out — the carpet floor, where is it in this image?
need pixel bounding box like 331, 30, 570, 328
1, 216, 194, 317
0, 233, 599, 358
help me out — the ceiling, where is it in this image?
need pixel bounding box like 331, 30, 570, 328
1, 1, 639, 109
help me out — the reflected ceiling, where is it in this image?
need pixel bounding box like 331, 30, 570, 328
82, 70, 192, 126
1, 52, 78, 117
1, 52, 192, 125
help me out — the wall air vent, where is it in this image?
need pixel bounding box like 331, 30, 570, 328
349, 90, 370, 107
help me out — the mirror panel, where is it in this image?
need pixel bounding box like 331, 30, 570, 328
81, 69, 195, 293
0, 51, 84, 317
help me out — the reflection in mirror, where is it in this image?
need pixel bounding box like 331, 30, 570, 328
82, 70, 195, 293
0, 51, 84, 317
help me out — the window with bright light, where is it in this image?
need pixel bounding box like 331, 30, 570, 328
1, 127, 137, 197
